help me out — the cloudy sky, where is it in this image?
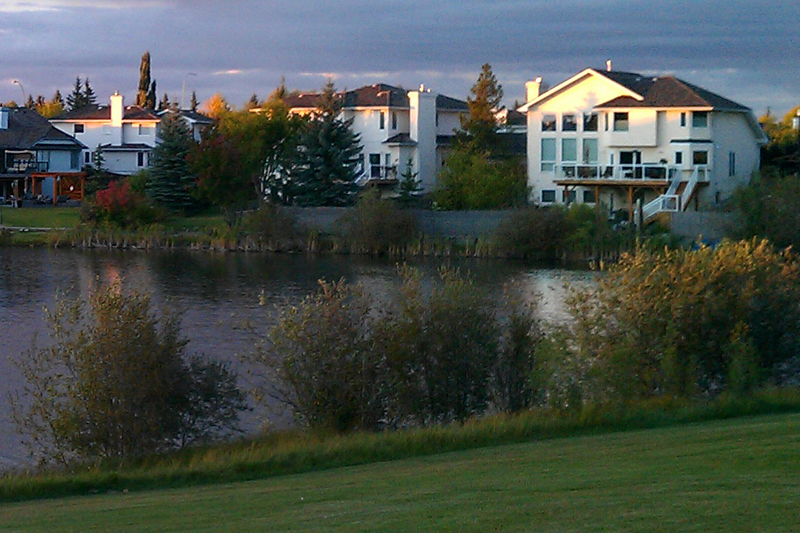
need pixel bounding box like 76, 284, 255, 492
1, 0, 798, 117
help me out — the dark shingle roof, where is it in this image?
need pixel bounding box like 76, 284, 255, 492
594, 75, 749, 111
383, 132, 417, 145
282, 84, 468, 111
0, 107, 84, 150
54, 104, 160, 121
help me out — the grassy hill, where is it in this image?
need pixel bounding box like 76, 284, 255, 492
3, 412, 799, 532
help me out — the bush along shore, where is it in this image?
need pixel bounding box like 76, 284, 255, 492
5, 238, 800, 502
1, 195, 652, 263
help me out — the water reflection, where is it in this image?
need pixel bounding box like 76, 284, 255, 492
0, 248, 597, 471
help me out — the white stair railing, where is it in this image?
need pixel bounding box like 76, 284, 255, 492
680, 165, 706, 211
642, 194, 680, 222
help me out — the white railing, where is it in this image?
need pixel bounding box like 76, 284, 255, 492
680, 165, 707, 211
555, 164, 681, 181
642, 194, 680, 221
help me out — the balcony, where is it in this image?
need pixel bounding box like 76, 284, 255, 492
553, 163, 683, 184
1, 158, 49, 175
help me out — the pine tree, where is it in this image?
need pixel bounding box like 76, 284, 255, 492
147, 112, 196, 212
136, 51, 151, 107
458, 63, 504, 153
52, 89, 64, 107
397, 157, 421, 206
83, 78, 97, 106
66, 76, 84, 110
158, 92, 170, 111
190, 91, 198, 111
245, 93, 260, 110
25, 95, 35, 109
291, 82, 360, 207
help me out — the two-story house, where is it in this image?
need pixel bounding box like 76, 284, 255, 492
0, 106, 86, 204
519, 66, 767, 221
278, 84, 468, 191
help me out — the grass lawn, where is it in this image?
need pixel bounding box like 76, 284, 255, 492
3, 413, 799, 533
0, 207, 81, 229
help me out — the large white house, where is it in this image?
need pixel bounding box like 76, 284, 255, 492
519, 66, 767, 221
278, 84, 469, 191
50, 95, 212, 176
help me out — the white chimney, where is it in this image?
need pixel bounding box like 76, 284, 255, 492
110, 92, 124, 128
408, 88, 437, 192
0, 107, 8, 130
606, 59, 612, 72
525, 77, 542, 102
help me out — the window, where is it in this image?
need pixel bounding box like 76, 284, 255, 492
137, 152, 146, 167
435, 112, 439, 127
74, 124, 84, 134
356, 154, 364, 173
541, 114, 556, 131
541, 189, 556, 203
70, 151, 80, 169
604, 112, 609, 131
613, 112, 629, 131
583, 190, 596, 203
392, 111, 397, 130
583, 113, 598, 132
582, 138, 598, 163
563, 190, 577, 204
562, 114, 577, 132
138, 124, 146, 135
562, 138, 577, 162
370, 153, 381, 178
692, 111, 708, 128
692, 150, 708, 165
541, 138, 556, 171
680, 112, 686, 127
675, 151, 683, 165
728, 152, 736, 176
84, 151, 91, 164
385, 153, 391, 171
379, 111, 385, 130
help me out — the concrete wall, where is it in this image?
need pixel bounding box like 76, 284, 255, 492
670, 211, 738, 241
288, 207, 513, 238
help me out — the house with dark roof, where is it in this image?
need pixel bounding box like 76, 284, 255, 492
269, 83, 469, 191
518, 66, 767, 222
50, 93, 161, 175
0, 106, 86, 204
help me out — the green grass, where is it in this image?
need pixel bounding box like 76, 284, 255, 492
3, 412, 799, 532
0, 207, 81, 229
161, 213, 225, 233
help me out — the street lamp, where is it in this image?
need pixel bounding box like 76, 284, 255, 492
181, 73, 197, 110
12, 80, 26, 105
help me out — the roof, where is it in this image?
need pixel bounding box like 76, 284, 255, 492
98, 143, 154, 151
281, 83, 468, 111
383, 132, 417, 146
595, 75, 749, 111
159, 109, 215, 124
0, 107, 85, 150
53, 104, 160, 121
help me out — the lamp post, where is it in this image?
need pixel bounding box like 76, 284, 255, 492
181, 72, 197, 110
12, 80, 26, 105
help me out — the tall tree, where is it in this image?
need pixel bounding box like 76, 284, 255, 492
290, 81, 360, 207
245, 93, 260, 110
25, 95, 35, 109
52, 89, 64, 107
136, 51, 152, 107
147, 112, 196, 212
458, 63, 504, 153
202, 93, 232, 119
83, 78, 97, 106
66, 76, 84, 110
158, 92, 171, 111
189, 91, 199, 111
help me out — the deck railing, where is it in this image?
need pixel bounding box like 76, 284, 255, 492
554, 164, 682, 181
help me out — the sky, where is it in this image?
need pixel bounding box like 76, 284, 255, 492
1, 0, 798, 117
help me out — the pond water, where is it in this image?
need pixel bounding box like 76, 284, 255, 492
0, 247, 597, 471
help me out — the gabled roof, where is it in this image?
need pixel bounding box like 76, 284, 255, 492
53, 104, 160, 121
158, 109, 215, 124
518, 68, 644, 112
281, 84, 468, 111
0, 107, 85, 150
595, 76, 749, 111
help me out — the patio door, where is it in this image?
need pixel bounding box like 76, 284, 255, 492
619, 150, 641, 178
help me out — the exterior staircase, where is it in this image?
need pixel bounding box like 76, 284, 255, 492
641, 166, 707, 223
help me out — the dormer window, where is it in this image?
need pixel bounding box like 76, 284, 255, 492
692, 111, 708, 128
74, 124, 84, 134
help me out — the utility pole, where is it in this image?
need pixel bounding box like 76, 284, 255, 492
12, 80, 25, 103
181, 73, 197, 110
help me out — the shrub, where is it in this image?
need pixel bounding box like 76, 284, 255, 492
11, 283, 246, 465
242, 204, 305, 249
559, 239, 800, 400
492, 206, 571, 259
435, 150, 527, 210
732, 170, 800, 250
83, 179, 162, 228
339, 189, 419, 255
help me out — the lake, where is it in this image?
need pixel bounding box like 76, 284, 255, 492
0, 247, 597, 471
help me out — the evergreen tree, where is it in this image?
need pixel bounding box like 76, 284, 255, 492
245, 93, 260, 110
136, 51, 152, 107
267, 77, 288, 105
291, 82, 360, 207
397, 157, 421, 206
158, 92, 171, 111
457, 63, 504, 153
147, 112, 196, 212
83, 78, 97, 106
52, 89, 64, 107
190, 91, 199, 111
146, 80, 157, 110
66, 76, 85, 110
35, 95, 46, 107
25, 95, 35, 109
